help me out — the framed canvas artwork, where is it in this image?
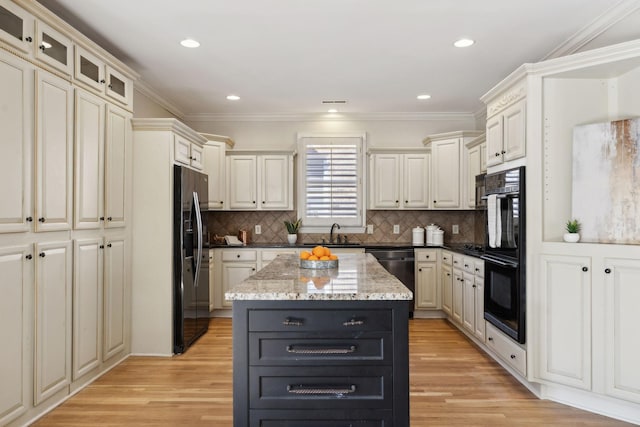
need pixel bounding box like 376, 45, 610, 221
572, 117, 640, 244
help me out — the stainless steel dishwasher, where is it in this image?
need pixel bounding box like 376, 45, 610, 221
366, 248, 415, 316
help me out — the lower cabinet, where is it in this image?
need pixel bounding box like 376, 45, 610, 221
233, 301, 409, 426
220, 249, 258, 308
0, 245, 30, 425
536, 253, 640, 404
415, 249, 439, 310
452, 269, 463, 325
462, 257, 485, 341
103, 237, 127, 361
440, 251, 453, 316
34, 241, 73, 405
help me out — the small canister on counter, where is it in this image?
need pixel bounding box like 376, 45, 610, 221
426, 224, 439, 245
238, 229, 249, 246
432, 229, 444, 246
412, 226, 425, 246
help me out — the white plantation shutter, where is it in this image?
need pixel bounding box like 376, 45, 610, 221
299, 136, 365, 229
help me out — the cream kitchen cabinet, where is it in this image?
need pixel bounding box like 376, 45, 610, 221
74, 46, 133, 109
0, 52, 33, 233
220, 249, 257, 308
483, 84, 526, 169
369, 150, 430, 209
464, 134, 486, 208
174, 134, 204, 171
423, 131, 482, 209
74, 91, 130, 230
260, 249, 298, 269
227, 152, 293, 210
461, 257, 485, 341
34, 240, 72, 405
451, 253, 464, 325
35, 69, 73, 232
0, 1, 35, 53
202, 139, 226, 210
34, 20, 73, 75
440, 251, 453, 316
0, 245, 30, 426
72, 238, 103, 381
415, 249, 439, 310
103, 237, 127, 361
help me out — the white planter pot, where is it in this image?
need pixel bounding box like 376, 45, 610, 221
287, 234, 298, 245
563, 233, 580, 243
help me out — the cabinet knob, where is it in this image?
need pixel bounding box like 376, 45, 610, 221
605, 268, 611, 274
433, 200, 436, 204
25, 36, 33, 42
262, 201, 265, 204
39, 45, 45, 51
404, 200, 408, 203
501, 150, 506, 154
488, 337, 493, 341
108, 84, 113, 89
39, 252, 46, 258
418, 268, 422, 272
472, 284, 476, 288
236, 254, 240, 258
99, 245, 104, 249
100, 216, 105, 221
38, 217, 45, 223
25, 254, 33, 260
252, 201, 256, 204
582, 266, 588, 272
100, 79, 106, 84
510, 354, 516, 359
107, 217, 113, 221
252, 268, 255, 271
426, 255, 429, 259
495, 152, 501, 157
464, 264, 469, 268
26, 216, 33, 222
107, 243, 112, 248
447, 273, 451, 276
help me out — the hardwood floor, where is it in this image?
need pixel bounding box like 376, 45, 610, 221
34, 318, 630, 426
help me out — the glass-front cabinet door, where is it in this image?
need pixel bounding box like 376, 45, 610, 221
105, 65, 131, 106
74, 46, 106, 92
0, 2, 34, 52
35, 21, 72, 74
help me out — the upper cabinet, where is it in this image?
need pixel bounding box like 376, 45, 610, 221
0, 1, 34, 53
227, 152, 294, 211
34, 20, 72, 75
481, 76, 526, 169
201, 134, 233, 210
423, 131, 482, 210
463, 133, 486, 209
369, 149, 430, 209
174, 134, 204, 171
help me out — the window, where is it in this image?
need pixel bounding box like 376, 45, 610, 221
297, 134, 366, 232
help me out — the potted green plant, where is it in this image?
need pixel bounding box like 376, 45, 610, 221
563, 219, 581, 243
284, 218, 302, 245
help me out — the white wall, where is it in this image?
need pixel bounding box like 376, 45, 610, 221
187, 116, 479, 150
133, 90, 180, 119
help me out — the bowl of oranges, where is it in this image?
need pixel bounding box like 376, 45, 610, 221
299, 246, 339, 269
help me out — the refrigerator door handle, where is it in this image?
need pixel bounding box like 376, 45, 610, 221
193, 191, 203, 288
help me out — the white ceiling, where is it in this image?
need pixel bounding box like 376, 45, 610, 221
37, 0, 640, 119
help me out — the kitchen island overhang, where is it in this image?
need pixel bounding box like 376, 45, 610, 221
226, 253, 412, 427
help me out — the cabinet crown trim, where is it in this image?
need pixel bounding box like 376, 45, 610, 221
226, 149, 295, 156
200, 133, 235, 148
131, 118, 207, 144
367, 147, 430, 155
465, 133, 486, 148
423, 130, 484, 145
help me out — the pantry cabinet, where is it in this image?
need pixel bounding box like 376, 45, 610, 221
34, 240, 72, 405
0, 245, 30, 426
202, 139, 226, 210
369, 150, 430, 209
35, 70, 73, 232
227, 152, 293, 210
104, 105, 130, 228
103, 237, 127, 361
0, 52, 32, 233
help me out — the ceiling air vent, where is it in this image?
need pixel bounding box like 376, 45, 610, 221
322, 100, 348, 104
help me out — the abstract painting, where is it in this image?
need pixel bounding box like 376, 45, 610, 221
572, 117, 640, 244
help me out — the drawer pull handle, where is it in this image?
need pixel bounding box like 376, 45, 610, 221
342, 318, 364, 327
286, 345, 356, 354
286, 384, 357, 395
282, 318, 304, 326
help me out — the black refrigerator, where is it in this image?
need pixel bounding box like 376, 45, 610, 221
173, 165, 209, 354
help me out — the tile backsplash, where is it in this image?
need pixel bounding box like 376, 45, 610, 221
204, 209, 485, 246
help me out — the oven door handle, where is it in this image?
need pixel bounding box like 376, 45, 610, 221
481, 255, 518, 268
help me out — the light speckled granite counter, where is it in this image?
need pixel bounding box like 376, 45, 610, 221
225, 253, 413, 301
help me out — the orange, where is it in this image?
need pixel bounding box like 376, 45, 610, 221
300, 251, 311, 260
320, 256, 330, 261
308, 255, 319, 261
324, 248, 332, 257
329, 254, 338, 260
312, 246, 325, 257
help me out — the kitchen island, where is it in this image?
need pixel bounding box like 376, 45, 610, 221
226, 253, 412, 427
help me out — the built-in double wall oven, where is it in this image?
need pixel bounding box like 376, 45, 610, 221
481, 166, 526, 344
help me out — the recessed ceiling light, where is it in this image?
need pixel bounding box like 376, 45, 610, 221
226, 95, 240, 101
417, 94, 431, 100
327, 109, 338, 113
180, 39, 200, 48
454, 38, 475, 48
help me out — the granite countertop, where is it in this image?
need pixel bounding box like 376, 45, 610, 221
225, 253, 413, 301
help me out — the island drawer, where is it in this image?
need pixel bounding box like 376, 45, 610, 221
222, 249, 257, 261
248, 309, 392, 332
250, 409, 392, 426
249, 366, 393, 409
249, 332, 392, 365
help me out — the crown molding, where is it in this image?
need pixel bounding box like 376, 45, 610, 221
131, 118, 207, 144
543, 0, 640, 60
184, 111, 476, 122
134, 80, 185, 119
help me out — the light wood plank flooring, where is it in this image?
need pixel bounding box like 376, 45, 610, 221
34, 318, 631, 426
